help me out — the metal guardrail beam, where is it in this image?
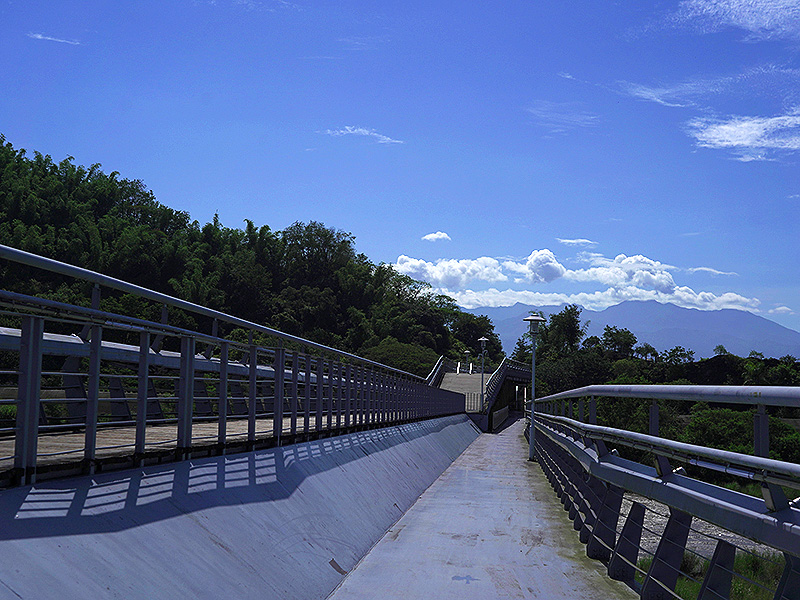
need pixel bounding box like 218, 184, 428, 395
0, 244, 421, 379
537, 384, 800, 408
0, 246, 466, 488
528, 383, 800, 600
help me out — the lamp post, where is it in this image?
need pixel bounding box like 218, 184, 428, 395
478, 336, 488, 409
464, 350, 470, 374
523, 315, 546, 461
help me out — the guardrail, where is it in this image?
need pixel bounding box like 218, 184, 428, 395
483, 357, 529, 409
0, 245, 465, 487
528, 384, 800, 600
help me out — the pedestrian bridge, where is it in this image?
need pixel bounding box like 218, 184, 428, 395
1, 245, 799, 600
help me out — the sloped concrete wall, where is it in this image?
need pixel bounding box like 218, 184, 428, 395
0, 415, 480, 600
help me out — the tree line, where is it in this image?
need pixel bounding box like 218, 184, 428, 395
0, 134, 503, 377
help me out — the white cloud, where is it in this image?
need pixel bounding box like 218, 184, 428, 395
557, 237, 598, 247
27, 33, 80, 45
769, 305, 794, 314
440, 285, 760, 313
526, 101, 599, 133
503, 250, 567, 284
687, 112, 800, 160
396, 248, 763, 316
674, 0, 800, 40
422, 231, 451, 242
394, 255, 507, 288
621, 66, 800, 109
322, 126, 404, 145
687, 266, 738, 276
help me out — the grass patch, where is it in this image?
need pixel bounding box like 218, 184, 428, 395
635, 549, 783, 600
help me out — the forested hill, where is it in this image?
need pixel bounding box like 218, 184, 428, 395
0, 135, 502, 376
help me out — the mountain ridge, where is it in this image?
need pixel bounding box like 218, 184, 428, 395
465, 300, 800, 359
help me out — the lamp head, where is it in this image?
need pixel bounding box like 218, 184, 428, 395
523, 315, 546, 334
478, 336, 488, 350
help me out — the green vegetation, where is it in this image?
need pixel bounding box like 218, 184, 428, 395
635, 549, 784, 600
0, 134, 502, 377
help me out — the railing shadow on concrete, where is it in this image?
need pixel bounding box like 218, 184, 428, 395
0, 416, 470, 541
527, 384, 800, 600
0, 244, 465, 488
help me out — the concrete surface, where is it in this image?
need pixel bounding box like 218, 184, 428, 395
0, 415, 480, 600
328, 418, 637, 600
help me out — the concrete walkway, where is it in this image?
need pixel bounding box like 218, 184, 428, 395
328, 419, 636, 600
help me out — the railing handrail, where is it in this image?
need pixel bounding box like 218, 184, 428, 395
482, 357, 530, 413
0, 244, 422, 379
539, 413, 800, 486
536, 383, 800, 408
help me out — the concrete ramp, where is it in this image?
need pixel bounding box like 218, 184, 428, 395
0, 415, 480, 600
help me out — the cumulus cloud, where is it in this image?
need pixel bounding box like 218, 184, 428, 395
557, 238, 598, 247
687, 112, 800, 160
394, 255, 507, 288
396, 248, 763, 315
441, 286, 760, 313
27, 32, 80, 45
322, 126, 404, 144
422, 231, 451, 242
503, 250, 567, 284
673, 0, 800, 40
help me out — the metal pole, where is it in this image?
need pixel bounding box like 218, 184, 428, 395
528, 332, 537, 461
523, 315, 545, 462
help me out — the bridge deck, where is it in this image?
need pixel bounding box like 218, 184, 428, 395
328, 418, 636, 600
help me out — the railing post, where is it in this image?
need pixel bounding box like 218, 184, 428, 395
177, 335, 195, 459
345, 364, 353, 428
608, 501, 645, 583
217, 341, 229, 448
248, 345, 257, 445
641, 508, 692, 600
587, 483, 623, 561
84, 324, 102, 473
697, 540, 735, 600
135, 331, 150, 463
315, 358, 324, 432
273, 347, 285, 442
14, 316, 44, 485
303, 354, 311, 435
290, 351, 299, 437
775, 552, 800, 600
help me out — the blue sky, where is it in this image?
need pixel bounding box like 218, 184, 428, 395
2, 0, 799, 331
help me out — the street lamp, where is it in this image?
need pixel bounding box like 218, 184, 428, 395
464, 349, 470, 374
523, 315, 546, 461
478, 336, 488, 409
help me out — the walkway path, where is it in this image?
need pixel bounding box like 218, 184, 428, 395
328, 418, 636, 600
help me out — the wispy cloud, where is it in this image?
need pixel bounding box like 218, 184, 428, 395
322, 126, 404, 145
620, 65, 800, 109
557, 238, 598, 247
687, 266, 738, 276
687, 111, 800, 160
27, 33, 81, 46
672, 0, 800, 41
526, 101, 599, 133
422, 231, 451, 242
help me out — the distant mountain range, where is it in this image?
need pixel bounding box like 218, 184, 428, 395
466, 301, 800, 359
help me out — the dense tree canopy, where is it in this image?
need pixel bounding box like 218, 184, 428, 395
0, 135, 503, 376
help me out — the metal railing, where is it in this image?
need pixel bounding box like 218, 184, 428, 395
529, 384, 800, 600
482, 357, 530, 412
0, 245, 465, 487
